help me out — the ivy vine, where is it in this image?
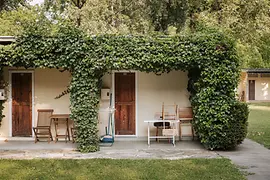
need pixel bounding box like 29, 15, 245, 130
0, 67, 5, 126
0, 25, 248, 152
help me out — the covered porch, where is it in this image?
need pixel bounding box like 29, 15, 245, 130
0, 67, 194, 143
0, 31, 247, 152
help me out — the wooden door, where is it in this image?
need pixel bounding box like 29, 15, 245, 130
249, 80, 255, 100
115, 73, 135, 135
12, 73, 32, 136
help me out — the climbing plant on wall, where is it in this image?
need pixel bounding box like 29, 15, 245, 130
0, 24, 249, 152
0, 67, 5, 126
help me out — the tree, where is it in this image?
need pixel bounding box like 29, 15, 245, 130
146, 0, 188, 32
43, 0, 152, 34
0, 5, 57, 36
190, 0, 270, 68
2, 0, 270, 68
44, 0, 87, 26
0, 0, 28, 12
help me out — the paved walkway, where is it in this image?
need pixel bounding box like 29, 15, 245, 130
1, 139, 270, 180
217, 139, 270, 180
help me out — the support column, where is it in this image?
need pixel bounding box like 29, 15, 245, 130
70, 67, 102, 152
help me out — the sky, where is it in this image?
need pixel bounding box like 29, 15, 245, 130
29, 0, 44, 5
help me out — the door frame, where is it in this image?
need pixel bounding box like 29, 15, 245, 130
9, 70, 35, 137
112, 71, 138, 137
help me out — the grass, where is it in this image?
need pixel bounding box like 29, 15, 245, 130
247, 102, 270, 107
247, 104, 270, 148
0, 158, 245, 180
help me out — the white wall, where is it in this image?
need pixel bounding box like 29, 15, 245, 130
237, 72, 247, 101
248, 77, 270, 101
99, 73, 112, 136
34, 68, 71, 136
137, 71, 190, 137
34, 68, 71, 116
0, 67, 10, 137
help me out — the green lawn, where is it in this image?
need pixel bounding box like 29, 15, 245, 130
248, 102, 270, 107
0, 158, 245, 180
248, 106, 270, 148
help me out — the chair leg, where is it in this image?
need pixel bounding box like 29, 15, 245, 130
49, 129, 53, 141
156, 127, 158, 141
179, 124, 182, 141
71, 128, 73, 143
33, 128, 38, 143
167, 126, 171, 144
192, 126, 195, 140
47, 130, 52, 143
156, 127, 161, 142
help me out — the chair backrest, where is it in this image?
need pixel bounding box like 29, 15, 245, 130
161, 103, 178, 120
154, 112, 162, 120
178, 107, 193, 119
37, 109, 54, 126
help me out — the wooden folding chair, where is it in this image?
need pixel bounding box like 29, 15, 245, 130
33, 109, 54, 143
178, 107, 194, 140
154, 103, 178, 141
161, 103, 178, 120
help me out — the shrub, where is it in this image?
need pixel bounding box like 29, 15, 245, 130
193, 99, 248, 150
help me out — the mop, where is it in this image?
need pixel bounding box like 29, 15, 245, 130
100, 93, 114, 146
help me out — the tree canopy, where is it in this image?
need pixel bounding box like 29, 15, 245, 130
0, 0, 28, 12
1, 0, 270, 68
0, 6, 47, 36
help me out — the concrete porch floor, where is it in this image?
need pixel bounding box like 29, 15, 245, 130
0, 139, 218, 159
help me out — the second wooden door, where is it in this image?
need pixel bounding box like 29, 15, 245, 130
115, 73, 135, 135
249, 80, 255, 100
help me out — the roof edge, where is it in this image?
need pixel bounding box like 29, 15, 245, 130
243, 68, 270, 73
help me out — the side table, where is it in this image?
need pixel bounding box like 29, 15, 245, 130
50, 114, 70, 143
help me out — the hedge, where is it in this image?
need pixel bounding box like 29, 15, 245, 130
0, 24, 249, 152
